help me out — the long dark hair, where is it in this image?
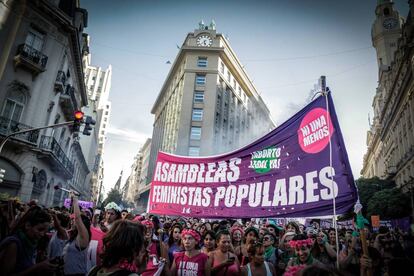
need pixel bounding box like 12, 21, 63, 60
168, 223, 183, 247
216, 229, 231, 242
101, 220, 145, 267
11, 206, 51, 235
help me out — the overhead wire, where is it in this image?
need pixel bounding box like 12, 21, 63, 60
242, 46, 372, 62
260, 59, 375, 90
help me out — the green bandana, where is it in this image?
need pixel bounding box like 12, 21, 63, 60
264, 246, 274, 259
17, 229, 37, 250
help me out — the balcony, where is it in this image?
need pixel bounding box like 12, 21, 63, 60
60, 85, 78, 120
13, 44, 48, 75
386, 166, 397, 179
38, 135, 74, 179
0, 116, 39, 145
54, 70, 67, 93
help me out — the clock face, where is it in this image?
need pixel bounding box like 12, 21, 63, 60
383, 18, 398, 30
196, 35, 213, 47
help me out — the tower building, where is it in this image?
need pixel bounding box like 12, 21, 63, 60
362, 1, 414, 192
371, 0, 404, 70
140, 22, 275, 207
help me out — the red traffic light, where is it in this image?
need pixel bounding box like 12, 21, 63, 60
74, 111, 84, 120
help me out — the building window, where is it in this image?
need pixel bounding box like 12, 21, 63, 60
197, 57, 207, 67
220, 62, 225, 74
233, 79, 237, 89
189, 147, 200, 156
227, 71, 231, 82
190, 126, 201, 140
238, 86, 241, 96
2, 89, 26, 124
192, 108, 203, 121
196, 74, 206, 85
194, 91, 204, 103
25, 28, 44, 51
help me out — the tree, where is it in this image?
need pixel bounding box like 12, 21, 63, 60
366, 188, 411, 219
103, 187, 122, 207
355, 177, 395, 216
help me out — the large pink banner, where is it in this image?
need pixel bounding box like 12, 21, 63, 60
148, 93, 357, 218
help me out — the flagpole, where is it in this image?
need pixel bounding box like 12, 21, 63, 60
320, 76, 340, 269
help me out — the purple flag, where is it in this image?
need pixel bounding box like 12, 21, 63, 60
149, 92, 357, 218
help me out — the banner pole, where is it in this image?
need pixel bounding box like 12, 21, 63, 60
322, 78, 340, 269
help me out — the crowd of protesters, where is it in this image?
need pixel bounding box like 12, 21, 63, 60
0, 194, 414, 276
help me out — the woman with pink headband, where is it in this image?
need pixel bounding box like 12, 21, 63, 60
170, 229, 210, 276
284, 234, 321, 275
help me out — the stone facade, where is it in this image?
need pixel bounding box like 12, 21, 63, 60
142, 22, 275, 207
80, 34, 112, 205
123, 138, 151, 211
0, 0, 90, 205
362, 0, 414, 192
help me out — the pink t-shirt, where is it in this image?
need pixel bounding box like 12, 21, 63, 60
87, 226, 105, 268
173, 251, 208, 276
142, 242, 159, 276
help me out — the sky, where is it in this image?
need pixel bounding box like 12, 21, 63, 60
80, 0, 409, 196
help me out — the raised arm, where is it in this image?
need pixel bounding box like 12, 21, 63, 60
71, 194, 89, 249
50, 211, 68, 240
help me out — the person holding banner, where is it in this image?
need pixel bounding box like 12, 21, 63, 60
170, 229, 210, 276
207, 230, 240, 276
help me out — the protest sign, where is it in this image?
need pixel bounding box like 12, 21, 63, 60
64, 198, 94, 209
149, 93, 357, 218
371, 215, 380, 228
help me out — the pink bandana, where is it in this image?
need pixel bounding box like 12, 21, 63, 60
231, 226, 244, 236
288, 238, 314, 248
284, 264, 306, 276
181, 229, 201, 243
141, 220, 154, 228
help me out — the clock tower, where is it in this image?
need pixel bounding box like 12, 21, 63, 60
372, 0, 403, 69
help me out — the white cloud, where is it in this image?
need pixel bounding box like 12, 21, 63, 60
106, 126, 149, 144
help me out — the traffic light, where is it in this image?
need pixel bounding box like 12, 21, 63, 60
0, 168, 5, 183
73, 110, 84, 132
83, 115, 96, 136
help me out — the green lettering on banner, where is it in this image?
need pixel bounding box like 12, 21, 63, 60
249, 146, 281, 173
